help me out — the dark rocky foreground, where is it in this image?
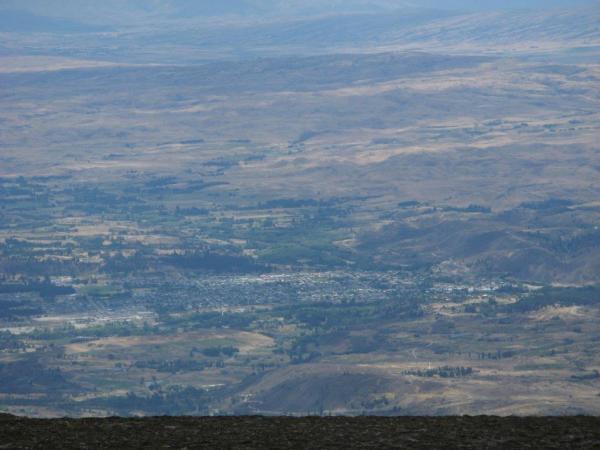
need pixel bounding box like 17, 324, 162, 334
1, 414, 600, 449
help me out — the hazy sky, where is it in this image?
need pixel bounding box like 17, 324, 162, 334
2, 0, 599, 15
405, 0, 599, 9
0, 0, 598, 28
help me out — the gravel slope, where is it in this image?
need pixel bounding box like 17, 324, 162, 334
1, 415, 599, 449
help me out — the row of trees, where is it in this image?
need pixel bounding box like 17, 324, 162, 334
402, 366, 474, 378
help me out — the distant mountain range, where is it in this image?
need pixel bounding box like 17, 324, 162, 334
0, 1, 598, 64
